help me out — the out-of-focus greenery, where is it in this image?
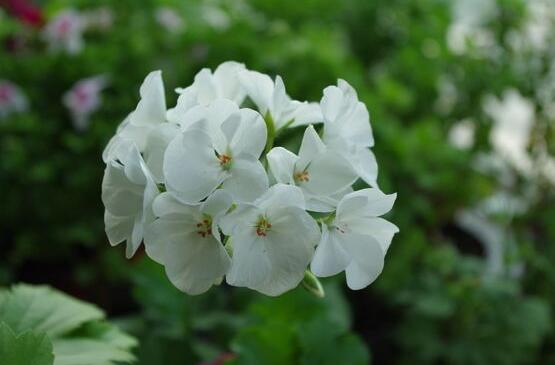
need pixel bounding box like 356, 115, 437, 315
1, 0, 554, 364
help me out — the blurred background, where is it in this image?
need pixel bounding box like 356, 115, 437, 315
1, 0, 554, 364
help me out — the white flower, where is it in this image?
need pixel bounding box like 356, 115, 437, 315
164, 99, 268, 203
144, 190, 232, 294
311, 189, 398, 290
220, 184, 320, 296
448, 119, 475, 150
321, 79, 378, 187
238, 70, 323, 130
101, 141, 159, 258
155, 7, 185, 33
0, 80, 28, 119
267, 125, 357, 212
483, 89, 535, 175
170, 61, 246, 117
62, 75, 108, 131
103, 70, 173, 181
42, 9, 85, 54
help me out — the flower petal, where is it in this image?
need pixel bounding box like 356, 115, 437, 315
238, 70, 274, 115
131, 70, 166, 127
267, 147, 298, 184
163, 128, 227, 204
340, 232, 385, 290
296, 125, 326, 171
302, 150, 357, 196
337, 188, 397, 220
255, 183, 306, 211
311, 225, 351, 277
222, 157, 269, 203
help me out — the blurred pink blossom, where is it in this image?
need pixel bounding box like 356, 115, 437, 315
42, 9, 85, 54
0, 80, 28, 119
63, 75, 108, 131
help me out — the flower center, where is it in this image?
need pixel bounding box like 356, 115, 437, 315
255, 216, 272, 237
218, 153, 232, 170
196, 214, 212, 238
294, 170, 310, 183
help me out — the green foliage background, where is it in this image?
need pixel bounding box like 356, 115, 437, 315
1, 0, 554, 364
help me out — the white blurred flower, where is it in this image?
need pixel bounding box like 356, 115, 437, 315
267, 125, 356, 212
220, 184, 319, 296
483, 89, 535, 175
321, 79, 377, 187
447, 0, 497, 56
42, 9, 85, 54
311, 188, 398, 290
238, 70, 323, 130
101, 141, 159, 258
83, 7, 114, 31
448, 119, 475, 150
62, 75, 108, 131
144, 190, 232, 294
155, 7, 185, 33
202, 4, 230, 31
0, 80, 28, 119
164, 100, 268, 203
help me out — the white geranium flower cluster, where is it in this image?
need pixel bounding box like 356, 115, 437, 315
101, 61, 398, 296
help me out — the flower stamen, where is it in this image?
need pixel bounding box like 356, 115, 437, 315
255, 216, 272, 237
218, 153, 233, 170
294, 170, 310, 183
196, 215, 213, 238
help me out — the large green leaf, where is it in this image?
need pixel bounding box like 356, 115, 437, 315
0, 284, 137, 365
0, 284, 103, 337
0, 322, 54, 365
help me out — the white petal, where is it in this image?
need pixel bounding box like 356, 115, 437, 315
226, 230, 272, 290
152, 192, 197, 218
144, 205, 197, 264
164, 232, 230, 295
296, 125, 326, 171
166, 89, 199, 125
131, 70, 166, 127
229, 108, 267, 158
213, 61, 246, 104
341, 232, 385, 290
290, 102, 324, 127
101, 162, 143, 217
267, 147, 298, 184
353, 147, 378, 187
104, 210, 134, 247
311, 225, 351, 277
144, 123, 180, 183
201, 189, 233, 217
301, 150, 357, 196
258, 206, 318, 296
163, 128, 227, 204
219, 204, 260, 236
337, 188, 397, 220
255, 183, 306, 211
346, 217, 399, 254
222, 158, 269, 203
238, 70, 274, 115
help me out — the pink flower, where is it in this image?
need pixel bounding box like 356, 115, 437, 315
63, 75, 108, 131
42, 9, 85, 54
0, 80, 28, 119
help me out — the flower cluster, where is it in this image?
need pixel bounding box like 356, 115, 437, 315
101, 62, 398, 296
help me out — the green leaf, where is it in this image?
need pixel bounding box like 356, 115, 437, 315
0, 322, 54, 365
0, 284, 137, 365
0, 284, 104, 337
53, 339, 136, 365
